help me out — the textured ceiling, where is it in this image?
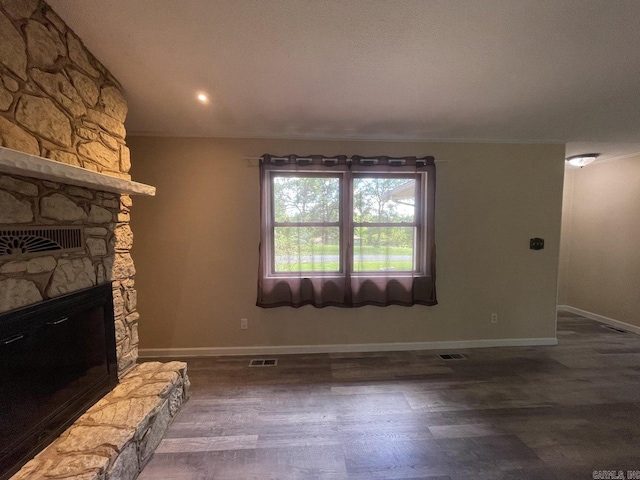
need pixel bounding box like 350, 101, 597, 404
48, 0, 640, 160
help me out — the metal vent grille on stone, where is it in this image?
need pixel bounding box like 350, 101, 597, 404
0, 227, 84, 258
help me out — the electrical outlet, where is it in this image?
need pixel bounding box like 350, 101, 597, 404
491, 313, 498, 324
241, 318, 248, 330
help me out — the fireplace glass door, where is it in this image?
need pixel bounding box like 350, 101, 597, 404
0, 283, 118, 480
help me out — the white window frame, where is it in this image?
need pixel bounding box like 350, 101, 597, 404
264, 167, 428, 279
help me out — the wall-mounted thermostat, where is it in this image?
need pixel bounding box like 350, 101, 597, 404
530, 238, 544, 250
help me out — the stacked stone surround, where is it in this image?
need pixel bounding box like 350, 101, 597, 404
0, 0, 130, 177
0, 172, 139, 373
0, 0, 139, 374
12, 362, 190, 480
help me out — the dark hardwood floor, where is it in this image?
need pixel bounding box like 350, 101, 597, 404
139, 313, 640, 479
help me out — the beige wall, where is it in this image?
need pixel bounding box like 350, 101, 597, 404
129, 137, 565, 351
557, 167, 574, 305
558, 156, 640, 326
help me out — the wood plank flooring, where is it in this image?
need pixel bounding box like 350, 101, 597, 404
138, 313, 640, 479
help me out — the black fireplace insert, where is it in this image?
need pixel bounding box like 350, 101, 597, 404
0, 283, 118, 480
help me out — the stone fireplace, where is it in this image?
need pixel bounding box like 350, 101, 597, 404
0, 156, 143, 375
0, 2, 188, 479
0, 0, 139, 374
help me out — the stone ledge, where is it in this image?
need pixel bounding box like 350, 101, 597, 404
11, 361, 189, 480
0, 147, 155, 196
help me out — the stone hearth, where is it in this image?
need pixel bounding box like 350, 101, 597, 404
11, 362, 190, 480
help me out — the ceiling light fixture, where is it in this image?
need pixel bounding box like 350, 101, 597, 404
196, 92, 209, 104
566, 153, 599, 167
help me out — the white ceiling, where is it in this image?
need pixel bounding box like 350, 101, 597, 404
48, 0, 640, 161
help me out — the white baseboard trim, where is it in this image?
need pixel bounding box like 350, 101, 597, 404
139, 337, 558, 358
557, 305, 640, 335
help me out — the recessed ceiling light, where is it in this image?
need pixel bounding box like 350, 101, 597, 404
196, 92, 209, 104
566, 153, 599, 167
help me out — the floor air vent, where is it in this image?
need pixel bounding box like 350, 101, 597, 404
249, 359, 278, 367
601, 324, 629, 334
0, 227, 84, 258
438, 353, 466, 360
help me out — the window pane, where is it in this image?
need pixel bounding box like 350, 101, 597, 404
273, 176, 340, 223
274, 227, 340, 272
353, 226, 416, 272
353, 178, 415, 223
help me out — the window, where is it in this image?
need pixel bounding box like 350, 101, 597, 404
272, 174, 341, 273
352, 175, 421, 273
257, 155, 436, 308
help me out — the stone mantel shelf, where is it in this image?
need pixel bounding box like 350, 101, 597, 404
0, 147, 156, 196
